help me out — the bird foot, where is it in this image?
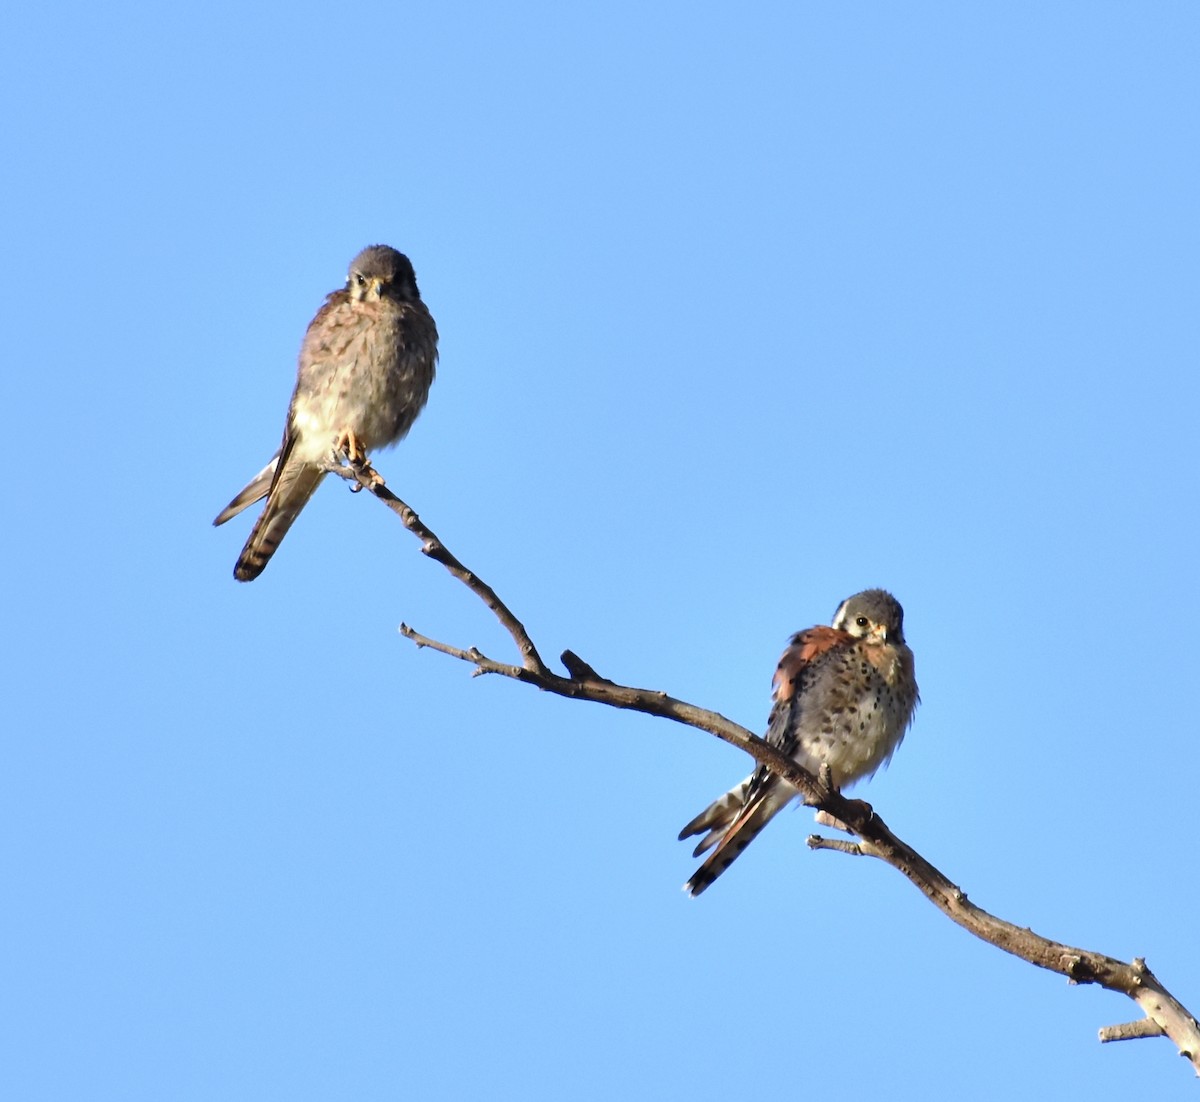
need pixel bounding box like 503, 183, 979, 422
335, 427, 368, 466
804, 764, 873, 831
334, 428, 386, 490
803, 762, 840, 805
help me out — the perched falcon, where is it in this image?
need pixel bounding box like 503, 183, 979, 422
679, 589, 919, 896
214, 245, 438, 581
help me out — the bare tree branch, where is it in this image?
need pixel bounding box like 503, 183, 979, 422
328, 460, 546, 673
349, 462, 1200, 1079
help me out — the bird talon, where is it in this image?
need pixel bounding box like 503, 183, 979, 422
803, 763, 839, 806
335, 428, 368, 467
334, 427, 387, 488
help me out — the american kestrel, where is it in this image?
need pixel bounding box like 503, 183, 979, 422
679, 589, 919, 896
214, 245, 438, 581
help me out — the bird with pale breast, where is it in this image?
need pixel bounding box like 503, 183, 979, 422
214, 245, 438, 581
679, 588, 919, 896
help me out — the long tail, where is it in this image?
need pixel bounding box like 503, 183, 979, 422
679, 777, 789, 897
232, 461, 323, 582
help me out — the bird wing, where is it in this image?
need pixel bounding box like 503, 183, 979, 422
743, 625, 855, 803
680, 626, 855, 895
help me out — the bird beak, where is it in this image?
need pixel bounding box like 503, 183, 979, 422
869, 623, 889, 643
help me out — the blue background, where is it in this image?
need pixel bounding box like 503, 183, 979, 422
5, 3, 1199, 1098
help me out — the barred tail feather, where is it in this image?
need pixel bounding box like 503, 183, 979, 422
233, 463, 323, 582
678, 776, 753, 857
683, 795, 786, 897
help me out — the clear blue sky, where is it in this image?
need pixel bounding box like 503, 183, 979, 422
4, 3, 1198, 1099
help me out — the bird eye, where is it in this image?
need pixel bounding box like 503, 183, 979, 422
354, 273, 367, 287
855, 616, 869, 628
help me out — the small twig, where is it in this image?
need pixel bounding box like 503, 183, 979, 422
812, 807, 860, 833
399, 625, 535, 683
561, 649, 613, 683
1100, 1019, 1167, 1043
807, 836, 864, 857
